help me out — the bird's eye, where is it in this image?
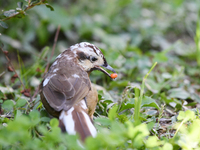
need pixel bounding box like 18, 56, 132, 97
90, 56, 98, 62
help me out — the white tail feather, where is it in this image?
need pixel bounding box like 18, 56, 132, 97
59, 100, 97, 141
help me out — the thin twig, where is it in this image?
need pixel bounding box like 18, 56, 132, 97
1, 1, 43, 22
44, 25, 60, 74
29, 25, 60, 104
0, 46, 25, 90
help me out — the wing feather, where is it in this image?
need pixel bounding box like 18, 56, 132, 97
41, 53, 91, 113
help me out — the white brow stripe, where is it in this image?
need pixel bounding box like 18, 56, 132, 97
70, 42, 101, 56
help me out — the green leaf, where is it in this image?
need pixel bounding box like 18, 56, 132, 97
50, 118, 59, 127
2, 100, 14, 111
163, 143, 173, 150
22, 5, 28, 11
17, 2, 23, 8
41, 117, 50, 122
95, 117, 112, 127
39, 46, 49, 59
142, 96, 160, 110
45, 4, 54, 11
16, 98, 27, 107
153, 52, 168, 63
146, 136, 160, 148
29, 110, 40, 125
0, 21, 8, 29
0, 90, 4, 98
168, 88, 190, 99
108, 80, 128, 90
30, 0, 40, 5
108, 105, 118, 121
15, 109, 22, 118
3, 10, 17, 17
119, 102, 134, 112
177, 110, 195, 122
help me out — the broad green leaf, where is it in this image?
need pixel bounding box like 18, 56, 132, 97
177, 110, 195, 122
153, 52, 168, 63
0, 90, 4, 98
2, 100, 14, 111
17, 2, 23, 8
29, 110, 40, 125
41, 117, 50, 122
120, 96, 159, 112
177, 111, 185, 120
119, 102, 134, 112
45, 4, 54, 11
132, 123, 149, 148
3, 10, 17, 17
168, 88, 190, 99
163, 143, 173, 150
142, 96, 160, 110
108, 105, 118, 121
30, 0, 40, 5
108, 80, 128, 90
39, 46, 49, 59
95, 117, 112, 127
145, 78, 161, 93
16, 98, 27, 107
0, 21, 8, 29
50, 118, 59, 127
14, 109, 22, 118
146, 136, 160, 148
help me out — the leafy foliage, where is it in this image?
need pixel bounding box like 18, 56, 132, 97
0, 0, 200, 149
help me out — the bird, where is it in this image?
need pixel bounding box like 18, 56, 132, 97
40, 42, 116, 142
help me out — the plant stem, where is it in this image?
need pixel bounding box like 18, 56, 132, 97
134, 62, 157, 123
195, 10, 200, 66
173, 119, 185, 139
1, 1, 43, 22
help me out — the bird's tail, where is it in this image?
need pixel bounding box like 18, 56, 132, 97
59, 100, 97, 142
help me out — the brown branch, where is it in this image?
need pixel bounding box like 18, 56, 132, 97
44, 25, 60, 74
29, 25, 60, 104
1, 1, 44, 22
0, 45, 25, 90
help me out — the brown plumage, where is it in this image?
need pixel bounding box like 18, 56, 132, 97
40, 42, 116, 142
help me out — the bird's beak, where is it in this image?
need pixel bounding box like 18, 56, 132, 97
94, 64, 116, 79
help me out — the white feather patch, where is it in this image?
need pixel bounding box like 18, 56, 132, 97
52, 60, 58, 66
56, 53, 62, 59
53, 68, 59, 73
82, 111, 97, 137
78, 100, 87, 110
43, 78, 49, 87
64, 54, 73, 60
70, 42, 99, 57
59, 108, 76, 135
72, 74, 80, 78
43, 74, 56, 86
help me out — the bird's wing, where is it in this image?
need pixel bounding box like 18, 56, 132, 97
42, 56, 91, 112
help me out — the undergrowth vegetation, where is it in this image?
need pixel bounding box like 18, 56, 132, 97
0, 0, 200, 149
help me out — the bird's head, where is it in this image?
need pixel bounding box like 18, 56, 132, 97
70, 42, 116, 78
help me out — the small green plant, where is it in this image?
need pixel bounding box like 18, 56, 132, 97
134, 62, 157, 124
0, 0, 54, 28
195, 10, 200, 66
